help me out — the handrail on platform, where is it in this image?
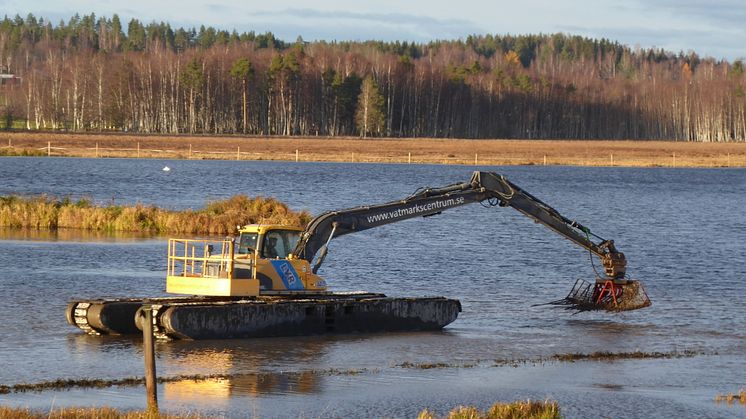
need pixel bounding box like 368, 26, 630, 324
167, 238, 234, 279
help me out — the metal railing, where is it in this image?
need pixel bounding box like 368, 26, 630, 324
167, 238, 234, 279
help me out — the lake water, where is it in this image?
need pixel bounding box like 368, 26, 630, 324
0, 157, 744, 418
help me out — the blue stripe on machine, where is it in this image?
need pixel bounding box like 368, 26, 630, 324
270, 260, 305, 290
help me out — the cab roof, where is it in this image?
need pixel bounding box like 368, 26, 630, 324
238, 224, 303, 234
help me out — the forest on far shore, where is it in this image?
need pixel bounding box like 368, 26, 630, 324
0, 13, 745, 141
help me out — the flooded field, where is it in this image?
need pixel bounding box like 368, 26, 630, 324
0, 157, 744, 418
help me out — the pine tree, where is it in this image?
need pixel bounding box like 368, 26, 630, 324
181, 58, 204, 133
355, 76, 385, 138
230, 58, 254, 133
110, 14, 123, 49
125, 18, 145, 51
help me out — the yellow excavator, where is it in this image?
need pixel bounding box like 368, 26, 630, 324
165, 171, 648, 311
68, 171, 649, 340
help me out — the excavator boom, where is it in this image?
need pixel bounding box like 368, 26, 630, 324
293, 171, 649, 312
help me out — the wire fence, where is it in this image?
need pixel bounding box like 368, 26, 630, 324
0, 141, 741, 168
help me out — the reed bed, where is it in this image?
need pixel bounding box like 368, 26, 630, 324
419, 400, 561, 419
0, 401, 560, 419
0, 406, 205, 419
714, 388, 746, 404
0, 195, 311, 235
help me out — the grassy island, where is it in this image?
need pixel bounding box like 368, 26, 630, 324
419, 400, 561, 419
0, 195, 310, 235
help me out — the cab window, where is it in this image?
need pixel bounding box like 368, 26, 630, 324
262, 230, 301, 259
237, 232, 258, 255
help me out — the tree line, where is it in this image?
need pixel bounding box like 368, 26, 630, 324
0, 13, 745, 141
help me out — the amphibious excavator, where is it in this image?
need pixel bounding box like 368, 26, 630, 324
67, 171, 650, 340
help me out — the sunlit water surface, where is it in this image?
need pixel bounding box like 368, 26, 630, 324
0, 157, 744, 418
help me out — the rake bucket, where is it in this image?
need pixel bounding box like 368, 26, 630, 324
549, 278, 651, 312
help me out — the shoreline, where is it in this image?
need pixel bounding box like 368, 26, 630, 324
1, 131, 745, 168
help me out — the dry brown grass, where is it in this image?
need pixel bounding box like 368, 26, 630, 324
714, 388, 746, 404
1, 402, 559, 419
0, 406, 203, 419
0, 195, 311, 234
1, 131, 745, 167
418, 400, 561, 419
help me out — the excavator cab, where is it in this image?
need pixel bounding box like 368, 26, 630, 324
166, 225, 327, 297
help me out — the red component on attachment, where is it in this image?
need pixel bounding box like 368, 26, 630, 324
594, 280, 619, 306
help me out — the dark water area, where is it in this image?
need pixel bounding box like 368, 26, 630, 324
0, 157, 745, 418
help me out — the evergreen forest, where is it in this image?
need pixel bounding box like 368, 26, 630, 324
1, 13, 745, 141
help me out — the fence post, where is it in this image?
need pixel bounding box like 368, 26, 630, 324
543, 155, 547, 166
47, 141, 51, 157
672, 152, 676, 168
140, 305, 158, 413
189, 144, 192, 160
610, 153, 614, 166
137, 142, 140, 158
295, 149, 299, 162
237, 146, 240, 161
408, 152, 411, 164
727, 153, 730, 167
351, 152, 354, 163
474, 153, 478, 166
95, 143, 99, 158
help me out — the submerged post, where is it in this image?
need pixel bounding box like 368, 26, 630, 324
140, 305, 158, 412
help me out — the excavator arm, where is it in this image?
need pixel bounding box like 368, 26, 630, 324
292, 171, 648, 311
470, 172, 627, 280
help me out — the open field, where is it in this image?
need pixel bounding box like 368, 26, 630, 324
1, 132, 745, 167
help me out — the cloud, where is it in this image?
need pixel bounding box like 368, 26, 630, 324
239, 8, 485, 42
560, 24, 746, 60
635, 0, 746, 28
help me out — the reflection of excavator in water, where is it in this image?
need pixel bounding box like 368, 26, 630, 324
67, 171, 650, 340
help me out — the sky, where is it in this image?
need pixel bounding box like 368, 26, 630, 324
2, 0, 745, 61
